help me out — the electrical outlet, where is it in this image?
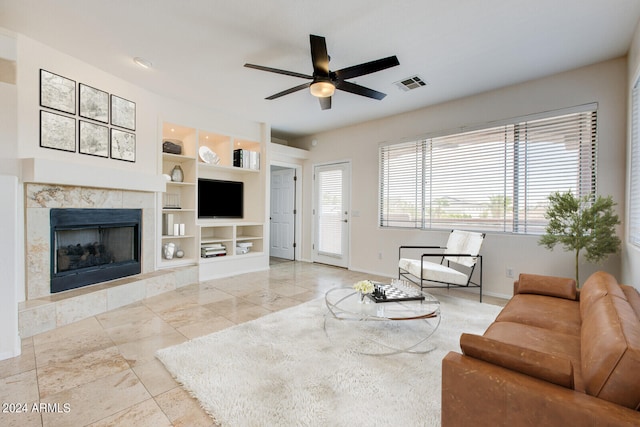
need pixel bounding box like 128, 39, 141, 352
506, 267, 514, 278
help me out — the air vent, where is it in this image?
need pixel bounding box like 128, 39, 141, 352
395, 75, 428, 91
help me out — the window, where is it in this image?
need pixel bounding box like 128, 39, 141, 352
630, 81, 640, 246
379, 106, 598, 234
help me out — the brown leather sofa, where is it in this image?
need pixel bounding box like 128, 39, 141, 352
441, 271, 640, 426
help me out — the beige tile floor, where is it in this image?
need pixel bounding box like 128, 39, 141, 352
0, 260, 506, 427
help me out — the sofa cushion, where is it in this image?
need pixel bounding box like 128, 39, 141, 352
484, 321, 584, 391
516, 273, 577, 300
580, 271, 627, 320
495, 294, 580, 336
460, 333, 574, 388
581, 294, 640, 409
398, 258, 468, 285
621, 284, 640, 321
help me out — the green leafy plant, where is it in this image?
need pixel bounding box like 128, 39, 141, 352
538, 191, 621, 287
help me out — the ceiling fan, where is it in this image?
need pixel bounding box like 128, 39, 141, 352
244, 34, 400, 110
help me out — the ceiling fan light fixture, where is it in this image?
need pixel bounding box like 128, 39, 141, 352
309, 81, 335, 98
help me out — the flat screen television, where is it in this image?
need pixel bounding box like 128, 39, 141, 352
198, 178, 243, 219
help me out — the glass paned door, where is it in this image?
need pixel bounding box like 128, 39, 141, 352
313, 162, 350, 267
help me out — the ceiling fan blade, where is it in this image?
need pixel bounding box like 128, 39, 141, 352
319, 96, 332, 110
310, 34, 330, 76
336, 80, 387, 100
265, 82, 311, 100
244, 63, 312, 80
334, 55, 399, 81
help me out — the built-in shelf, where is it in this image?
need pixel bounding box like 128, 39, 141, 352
198, 162, 260, 174
166, 181, 196, 187
158, 122, 268, 279
161, 209, 196, 213
159, 123, 198, 269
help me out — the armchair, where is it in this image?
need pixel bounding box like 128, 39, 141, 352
398, 230, 485, 302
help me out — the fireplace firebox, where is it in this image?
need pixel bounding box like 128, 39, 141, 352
50, 208, 142, 293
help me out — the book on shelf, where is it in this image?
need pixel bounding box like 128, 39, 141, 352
233, 149, 260, 170
250, 150, 260, 170
201, 244, 226, 254
201, 243, 226, 257
201, 243, 225, 250
201, 250, 226, 256
202, 248, 226, 253
163, 213, 174, 236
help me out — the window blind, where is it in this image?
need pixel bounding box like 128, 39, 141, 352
317, 168, 343, 255
379, 107, 597, 234
379, 140, 425, 228
630, 81, 640, 246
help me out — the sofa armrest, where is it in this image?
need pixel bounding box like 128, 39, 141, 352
460, 333, 574, 388
514, 273, 577, 300
442, 352, 640, 427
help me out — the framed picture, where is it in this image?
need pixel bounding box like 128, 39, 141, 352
79, 120, 109, 157
79, 83, 109, 123
40, 110, 76, 152
111, 94, 136, 130
110, 128, 136, 162
40, 69, 76, 114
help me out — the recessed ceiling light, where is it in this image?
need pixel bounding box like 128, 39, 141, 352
133, 57, 152, 69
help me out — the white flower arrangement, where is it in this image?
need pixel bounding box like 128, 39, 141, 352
353, 280, 374, 294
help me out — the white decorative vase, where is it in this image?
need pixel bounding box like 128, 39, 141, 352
171, 165, 184, 182
163, 242, 176, 259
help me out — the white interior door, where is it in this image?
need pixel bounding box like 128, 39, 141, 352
313, 162, 350, 268
270, 167, 296, 260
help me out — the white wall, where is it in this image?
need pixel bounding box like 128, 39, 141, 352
293, 58, 627, 298
0, 30, 21, 359
0, 176, 21, 359
13, 33, 265, 188
15, 35, 160, 178
623, 20, 640, 290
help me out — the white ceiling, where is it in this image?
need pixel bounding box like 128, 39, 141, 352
1, 0, 640, 139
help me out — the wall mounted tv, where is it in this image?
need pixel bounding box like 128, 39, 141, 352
198, 178, 243, 219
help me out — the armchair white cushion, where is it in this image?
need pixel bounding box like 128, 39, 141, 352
398, 258, 469, 286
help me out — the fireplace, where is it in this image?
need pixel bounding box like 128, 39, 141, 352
50, 208, 142, 293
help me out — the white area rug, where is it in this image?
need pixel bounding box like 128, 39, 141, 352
157, 294, 502, 426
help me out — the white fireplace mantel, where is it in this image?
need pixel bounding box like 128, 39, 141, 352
21, 158, 166, 193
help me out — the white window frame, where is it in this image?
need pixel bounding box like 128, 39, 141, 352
630, 80, 640, 247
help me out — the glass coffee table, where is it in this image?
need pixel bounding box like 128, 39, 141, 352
324, 281, 441, 355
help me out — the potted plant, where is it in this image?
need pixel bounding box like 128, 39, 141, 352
538, 191, 621, 287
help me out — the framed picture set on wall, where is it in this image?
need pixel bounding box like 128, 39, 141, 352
40, 69, 76, 115
111, 94, 136, 131
40, 110, 76, 152
110, 128, 136, 162
79, 83, 109, 123
79, 120, 109, 158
